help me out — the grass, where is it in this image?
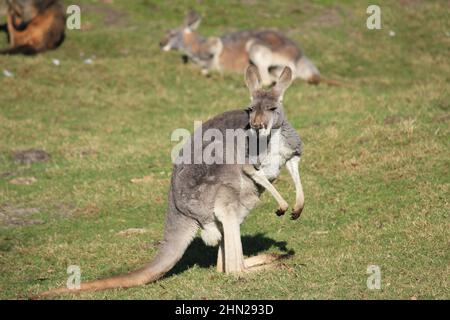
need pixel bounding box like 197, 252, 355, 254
0, 0, 449, 299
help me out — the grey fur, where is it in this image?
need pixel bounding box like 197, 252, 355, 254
156, 66, 304, 274
36, 66, 305, 297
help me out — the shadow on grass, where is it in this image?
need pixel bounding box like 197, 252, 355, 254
168, 232, 295, 277
86, 233, 294, 282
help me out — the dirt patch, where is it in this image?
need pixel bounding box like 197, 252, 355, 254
117, 228, 148, 237
9, 177, 37, 185
81, 3, 129, 27
433, 114, 450, 123
131, 175, 154, 184
384, 115, 404, 125
75, 204, 101, 217
65, 147, 98, 159
0, 171, 15, 178
13, 149, 51, 164
0, 205, 44, 226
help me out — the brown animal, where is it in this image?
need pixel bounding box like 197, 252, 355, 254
0, 0, 65, 55
160, 11, 322, 85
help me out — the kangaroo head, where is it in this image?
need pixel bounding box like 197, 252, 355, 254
245, 65, 293, 136
160, 10, 202, 52
7, 0, 47, 30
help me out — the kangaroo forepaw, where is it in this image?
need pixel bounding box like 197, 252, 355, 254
291, 207, 303, 220
275, 201, 289, 216
276, 207, 287, 216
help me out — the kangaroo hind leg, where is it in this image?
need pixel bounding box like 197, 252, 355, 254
214, 188, 245, 274
247, 43, 275, 86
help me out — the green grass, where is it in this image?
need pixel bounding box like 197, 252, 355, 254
0, 0, 449, 299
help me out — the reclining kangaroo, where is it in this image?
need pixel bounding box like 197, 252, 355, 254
36, 66, 305, 298
0, 0, 65, 55
160, 11, 321, 86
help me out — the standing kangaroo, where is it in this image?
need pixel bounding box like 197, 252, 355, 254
36, 66, 305, 298
160, 11, 321, 86
0, 0, 65, 55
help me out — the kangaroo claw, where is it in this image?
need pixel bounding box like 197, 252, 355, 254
291, 207, 303, 220
276, 208, 286, 216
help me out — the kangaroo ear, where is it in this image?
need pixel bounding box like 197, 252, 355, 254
245, 65, 262, 98
184, 10, 202, 30
20, 2, 38, 24
272, 66, 293, 101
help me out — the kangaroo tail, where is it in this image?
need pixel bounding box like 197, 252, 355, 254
319, 77, 357, 88
294, 56, 352, 87
0, 45, 38, 55
32, 211, 198, 299
320, 77, 344, 87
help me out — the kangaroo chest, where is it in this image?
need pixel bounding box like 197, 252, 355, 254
259, 130, 295, 182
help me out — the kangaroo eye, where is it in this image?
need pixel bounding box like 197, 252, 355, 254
269, 107, 277, 111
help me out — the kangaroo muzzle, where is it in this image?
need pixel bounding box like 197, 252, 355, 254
250, 115, 266, 130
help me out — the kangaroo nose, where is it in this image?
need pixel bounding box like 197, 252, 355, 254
307, 74, 321, 85
251, 121, 264, 130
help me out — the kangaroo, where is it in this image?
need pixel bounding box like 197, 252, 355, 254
160, 10, 321, 86
0, 0, 65, 55
35, 66, 305, 298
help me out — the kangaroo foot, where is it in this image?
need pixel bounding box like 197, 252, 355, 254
244, 253, 284, 271
276, 202, 289, 217
291, 207, 303, 220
